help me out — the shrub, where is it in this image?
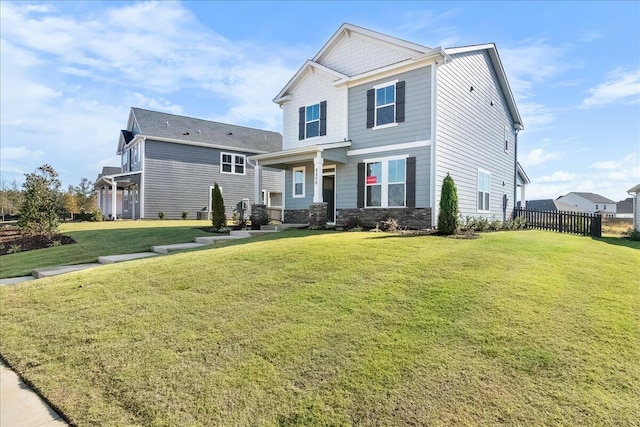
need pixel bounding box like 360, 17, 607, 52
211, 182, 226, 230
8, 244, 22, 254
181, 211, 188, 220
625, 228, 640, 241
512, 216, 527, 229
489, 217, 502, 231
250, 207, 270, 230
158, 211, 165, 220
380, 217, 400, 232
92, 207, 103, 222
18, 164, 64, 237
437, 174, 459, 235
345, 216, 362, 230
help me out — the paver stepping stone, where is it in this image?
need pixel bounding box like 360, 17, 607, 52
194, 235, 246, 244
32, 263, 102, 279
151, 242, 206, 254
0, 276, 35, 286
98, 252, 160, 264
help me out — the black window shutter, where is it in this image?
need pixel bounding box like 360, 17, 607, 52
319, 101, 327, 136
366, 89, 375, 128
396, 81, 405, 123
298, 107, 305, 140
406, 156, 416, 208
357, 163, 365, 208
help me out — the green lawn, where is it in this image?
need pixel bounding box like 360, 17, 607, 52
0, 220, 214, 278
1, 230, 638, 426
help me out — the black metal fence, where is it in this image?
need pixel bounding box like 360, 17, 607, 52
513, 208, 602, 237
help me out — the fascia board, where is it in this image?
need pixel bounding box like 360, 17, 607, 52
273, 60, 347, 104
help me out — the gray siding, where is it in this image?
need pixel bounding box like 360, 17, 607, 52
436, 50, 517, 220
143, 140, 282, 219
283, 162, 314, 209
348, 66, 432, 150
336, 147, 430, 208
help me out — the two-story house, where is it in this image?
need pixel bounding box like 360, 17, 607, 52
556, 192, 617, 217
95, 107, 284, 220
250, 23, 528, 228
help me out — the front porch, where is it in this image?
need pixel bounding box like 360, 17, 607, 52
94, 171, 141, 220
250, 141, 351, 226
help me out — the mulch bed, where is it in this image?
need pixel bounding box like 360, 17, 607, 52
0, 226, 76, 256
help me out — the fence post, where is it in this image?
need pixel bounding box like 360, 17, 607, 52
590, 214, 602, 238
558, 211, 563, 233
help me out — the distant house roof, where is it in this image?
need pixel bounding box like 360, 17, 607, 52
526, 199, 558, 211
617, 197, 634, 214
97, 166, 121, 178
559, 192, 616, 204
126, 107, 282, 154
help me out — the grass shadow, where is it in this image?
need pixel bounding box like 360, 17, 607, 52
592, 236, 640, 250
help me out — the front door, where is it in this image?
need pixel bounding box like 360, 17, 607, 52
323, 175, 335, 223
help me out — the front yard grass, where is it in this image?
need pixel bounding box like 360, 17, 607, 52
0, 220, 213, 278
1, 230, 638, 425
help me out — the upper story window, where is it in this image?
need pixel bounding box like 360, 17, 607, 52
376, 84, 395, 126
478, 170, 491, 212
122, 149, 129, 171
132, 144, 140, 163
365, 157, 406, 208
293, 166, 305, 198
299, 101, 327, 140
367, 80, 405, 129
221, 152, 245, 175
504, 126, 510, 152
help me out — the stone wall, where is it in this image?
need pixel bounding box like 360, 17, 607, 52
337, 208, 432, 229
284, 209, 309, 224
309, 202, 328, 228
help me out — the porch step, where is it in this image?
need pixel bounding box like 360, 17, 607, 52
151, 243, 207, 254
98, 252, 160, 264
260, 223, 308, 231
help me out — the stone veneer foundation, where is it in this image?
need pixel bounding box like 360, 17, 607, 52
337, 208, 432, 229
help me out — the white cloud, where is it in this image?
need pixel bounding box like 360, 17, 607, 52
582, 67, 640, 108
518, 102, 555, 130
536, 170, 576, 183
524, 148, 558, 167
0, 146, 45, 161
126, 92, 184, 115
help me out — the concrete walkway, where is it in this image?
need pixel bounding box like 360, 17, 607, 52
1, 360, 68, 426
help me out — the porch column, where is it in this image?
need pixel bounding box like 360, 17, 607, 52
520, 185, 526, 208
111, 181, 117, 220
313, 153, 324, 203
254, 161, 263, 204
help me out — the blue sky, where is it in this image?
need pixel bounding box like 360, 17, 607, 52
1, 1, 638, 201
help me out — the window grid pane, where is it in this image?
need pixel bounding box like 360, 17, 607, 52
367, 185, 382, 207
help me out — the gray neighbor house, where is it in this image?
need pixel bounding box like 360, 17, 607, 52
250, 23, 529, 228
95, 108, 283, 220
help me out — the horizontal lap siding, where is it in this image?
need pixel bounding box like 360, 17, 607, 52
144, 140, 278, 219
349, 66, 432, 150
284, 162, 314, 210
436, 50, 517, 219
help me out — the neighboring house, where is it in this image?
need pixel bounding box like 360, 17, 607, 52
94, 166, 123, 219
94, 107, 284, 220
524, 198, 586, 212
250, 23, 528, 228
556, 192, 617, 217
616, 197, 634, 219
628, 184, 640, 230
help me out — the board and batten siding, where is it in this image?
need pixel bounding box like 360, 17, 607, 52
281, 69, 347, 150
435, 50, 517, 220
143, 140, 282, 219
348, 66, 432, 151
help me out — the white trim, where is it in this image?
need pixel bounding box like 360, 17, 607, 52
363, 156, 408, 208
220, 152, 246, 175
322, 165, 337, 224
373, 79, 399, 90
140, 139, 145, 218
274, 60, 348, 104
374, 81, 397, 127
477, 169, 491, 213
372, 122, 398, 131
250, 141, 351, 162
430, 63, 438, 227
292, 166, 305, 198
347, 140, 431, 157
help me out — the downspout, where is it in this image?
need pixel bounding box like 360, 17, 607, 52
513, 128, 519, 214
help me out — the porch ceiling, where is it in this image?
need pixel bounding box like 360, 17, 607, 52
250, 141, 351, 169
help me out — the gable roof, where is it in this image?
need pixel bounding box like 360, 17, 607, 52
628, 183, 640, 194
97, 166, 121, 178
526, 199, 558, 211
121, 108, 282, 154
274, 22, 448, 104
446, 44, 523, 130
560, 192, 616, 204
617, 197, 634, 214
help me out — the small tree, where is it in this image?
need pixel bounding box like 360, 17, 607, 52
18, 164, 64, 236
63, 192, 79, 220
211, 182, 226, 230
437, 173, 459, 235
70, 178, 95, 213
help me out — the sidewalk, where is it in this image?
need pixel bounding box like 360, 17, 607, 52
0, 360, 68, 426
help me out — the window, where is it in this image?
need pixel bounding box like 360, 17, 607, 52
603, 204, 607, 210
299, 101, 326, 140
365, 157, 406, 208
221, 152, 245, 175
596, 204, 599, 210
293, 167, 305, 198
367, 81, 405, 129
122, 149, 129, 171
376, 84, 395, 126
478, 170, 491, 212
306, 104, 320, 138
